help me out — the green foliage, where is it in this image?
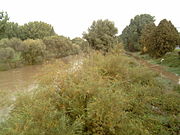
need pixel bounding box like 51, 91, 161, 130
0, 38, 9, 48
6, 38, 24, 52
121, 14, 155, 51
21, 21, 56, 40
135, 51, 180, 75
0, 38, 24, 70
0, 38, 24, 51
43, 35, 80, 58
148, 19, 179, 58
4, 22, 21, 39
0, 47, 15, 62
21, 39, 46, 64
0, 11, 9, 39
139, 23, 156, 54
72, 37, 90, 53
83, 19, 118, 52
1, 51, 179, 135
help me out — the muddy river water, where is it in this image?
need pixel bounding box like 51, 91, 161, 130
0, 65, 42, 92
0, 55, 83, 122
0, 55, 82, 92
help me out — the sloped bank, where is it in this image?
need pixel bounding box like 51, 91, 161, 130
0, 55, 84, 125
0, 52, 179, 135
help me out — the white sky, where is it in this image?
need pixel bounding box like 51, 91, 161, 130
2, 0, 180, 38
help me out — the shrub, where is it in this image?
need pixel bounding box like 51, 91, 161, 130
20, 21, 55, 40
0, 11, 9, 40
0, 38, 9, 48
21, 39, 46, 65
0, 38, 24, 70
0, 38, 24, 51
0, 47, 15, 62
72, 37, 90, 53
43, 35, 80, 59
0, 51, 179, 135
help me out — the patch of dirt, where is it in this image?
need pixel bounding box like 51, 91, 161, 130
126, 52, 179, 84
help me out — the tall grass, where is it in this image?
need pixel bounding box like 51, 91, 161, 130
0, 51, 179, 135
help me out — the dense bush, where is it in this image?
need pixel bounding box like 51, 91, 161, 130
0, 38, 23, 70
0, 38, 24, 51
72, 37, 90, 53
21, 39, 46, 65
83, 19, 118, 52
4, 22, 21, 39
0, 38, 9, 48
0, 36, 81, 70
43, 35, 80, 59
1, 51, 179, 135
0, 11, 9, 39
0, 47, 15, 62
21, 21, 56, 40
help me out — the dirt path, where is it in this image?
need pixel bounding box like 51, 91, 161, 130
126, 52, 179, 84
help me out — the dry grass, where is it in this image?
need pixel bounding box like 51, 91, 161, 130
0, 50, 179, 135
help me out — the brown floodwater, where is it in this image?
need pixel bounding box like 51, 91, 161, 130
0, 55, 83, 123
0, 64, 42, 92
0, 55, 83, 92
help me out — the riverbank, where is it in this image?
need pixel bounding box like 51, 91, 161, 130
0, 51, 179, 135
0, 54, 84, 124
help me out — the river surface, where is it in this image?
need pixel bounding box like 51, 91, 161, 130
0, 55, 82, 92
0, 64, 42, 92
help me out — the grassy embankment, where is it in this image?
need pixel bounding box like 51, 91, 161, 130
134, 50, 180, 75
0, 49, 179, 135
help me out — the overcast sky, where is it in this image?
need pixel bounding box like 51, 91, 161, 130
2, 0, 180, 38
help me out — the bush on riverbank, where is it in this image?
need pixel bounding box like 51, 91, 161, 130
0, 50, 179, 135
0, 38, 24, 70
21, 39, 46, 65
43, 36, 80, 59
0, 36, 82, 70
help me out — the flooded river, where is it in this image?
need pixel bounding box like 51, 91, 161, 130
0, 64, 44, 123
0, 65, 42, 92
0, 55, 83, 92
0, 55, 83, 122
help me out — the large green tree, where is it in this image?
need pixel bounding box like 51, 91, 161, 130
121, 14, 155, 51
4, 22, 21, 39
21, 21, 56, 40
139, 23, 156, 54
0, 11, 9, 39
148, 19, 179, 58
83, 19, 118, 52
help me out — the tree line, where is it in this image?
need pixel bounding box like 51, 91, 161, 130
83, 14, 180, 58
0, 11, 179, 70
120, 14, 180, 58
0, 11, 88, 70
